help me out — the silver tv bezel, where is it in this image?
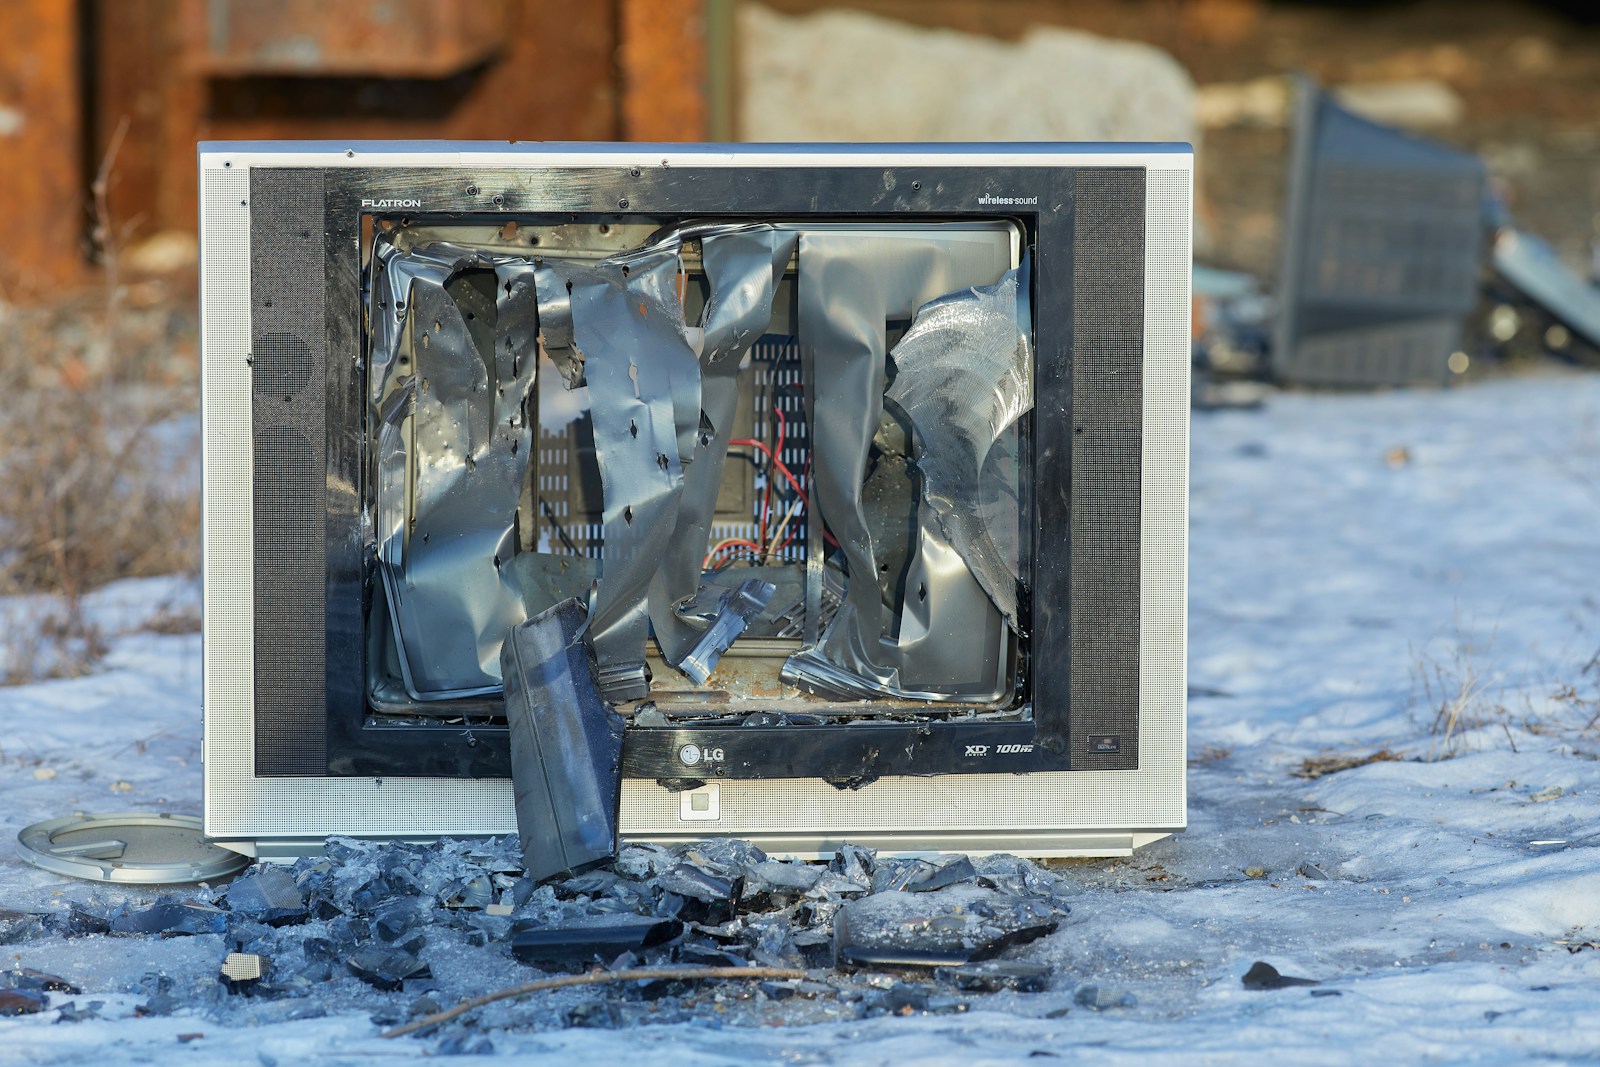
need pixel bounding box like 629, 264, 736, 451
199, 142, 1191, 860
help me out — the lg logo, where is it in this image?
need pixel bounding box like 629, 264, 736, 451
678, 744, 726, 767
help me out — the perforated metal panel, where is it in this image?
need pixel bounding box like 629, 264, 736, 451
249, 170, 329, 775
533, 339, 806, 561
1068, 170, 1145, 770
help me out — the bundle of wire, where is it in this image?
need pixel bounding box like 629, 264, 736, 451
703, 405, 808, 571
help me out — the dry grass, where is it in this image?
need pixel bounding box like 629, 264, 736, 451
1187, 743, 1234, 766
0, 292, 199, 684
1415, 647, 1501, 756
1406, 622, 1518, 758
1292, 747, 1405, 780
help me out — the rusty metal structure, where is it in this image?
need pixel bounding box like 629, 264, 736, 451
0, 0, 715, 297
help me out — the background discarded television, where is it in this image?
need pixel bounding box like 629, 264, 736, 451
1271, 75, 1490, 388
200, 143, 1191, 862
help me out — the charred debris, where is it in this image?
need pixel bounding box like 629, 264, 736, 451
19, 835, 1083, 1030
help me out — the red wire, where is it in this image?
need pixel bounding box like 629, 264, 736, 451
705, 539, 764, 570
729, 438, 807, 502
757, 406, 787, 563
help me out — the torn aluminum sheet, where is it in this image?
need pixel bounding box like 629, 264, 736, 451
649, 227, 798, 671
782, 521, 1011, 701
885, 258, 1033, 630
501, 598, 626, 882
679, 578, 778, 685
372, 240, 540, 699
783, 229, 1017, 701
535, 244, 701, 702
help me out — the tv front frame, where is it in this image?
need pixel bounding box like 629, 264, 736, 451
200, 142, 1191, 860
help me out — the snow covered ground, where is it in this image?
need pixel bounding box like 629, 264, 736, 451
2, 370, 1600, 1064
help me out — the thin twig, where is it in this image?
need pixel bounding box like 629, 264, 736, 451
379, 964, 810, 1039
91, 115, 131, 366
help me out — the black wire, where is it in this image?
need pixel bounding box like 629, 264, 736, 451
539, 498, 583, 556
724, 449, 765, 480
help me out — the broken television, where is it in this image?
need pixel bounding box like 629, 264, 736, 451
201, 144, 1189, 858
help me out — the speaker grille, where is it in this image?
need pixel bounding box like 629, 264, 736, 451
253, 331, 314, 397
249, 170, 329, 775
1069, 169, 1146, 770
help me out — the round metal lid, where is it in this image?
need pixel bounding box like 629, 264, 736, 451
16, 812, 250, 885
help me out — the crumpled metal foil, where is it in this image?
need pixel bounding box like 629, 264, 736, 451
534, 244, 701, 702
885, 258, 1034, 631
780, 228, 1017, 701
371, 240, 539, 699
648, 226, 798, 671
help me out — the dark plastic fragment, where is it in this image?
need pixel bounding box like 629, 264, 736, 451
675, 939, 749, 967
833, 889, 1062, 970
835, 941, 971, 969
863, 983, 930, 1015
346, 949, 432, 992
939, 960, 1052, 993
0, 969, 80, 994
501, 598, 627, 882
0, 989, 48, 1016
511, 915, 682, 968
1242, 961, 1320, 990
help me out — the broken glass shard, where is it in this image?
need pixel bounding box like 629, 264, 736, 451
108, 898, 230, 936
222, 866, 306, 925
